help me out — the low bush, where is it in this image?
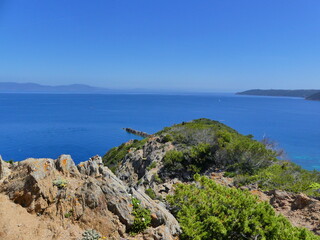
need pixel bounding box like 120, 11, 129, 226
146, 161, 157, 171
103, 138, 148, 171
130, 198, 151, 235
145, 188, 157, 200
52, 179, 68, 189
81, 229, 101, 240
167, 175, 319, 240
235, 161, 320, 197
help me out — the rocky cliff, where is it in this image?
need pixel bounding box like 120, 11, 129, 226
0, 155, 180, 240
103, 119, 320, 237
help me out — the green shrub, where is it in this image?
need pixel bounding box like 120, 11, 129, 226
146, 161, 157, 171
4, 159, 14, 164
153, 173, 163, 184
167, 175, 319, 240
162, 134, 173, 143
160, 119, 277, 176
52, 179, 68, 189
235, 161, 320, 197
103, 138, 148, 171
81, 229, 101, 240
64, 209, 73, 218
163, 150, 185, 171
130, 198, 152, 235
145, 188, 157, 200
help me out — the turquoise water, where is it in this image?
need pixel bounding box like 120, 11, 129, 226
0, 93, 319, 170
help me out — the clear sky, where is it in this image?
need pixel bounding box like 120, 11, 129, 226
0, 0, 319, 92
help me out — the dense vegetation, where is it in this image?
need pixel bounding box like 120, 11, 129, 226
167, 175, 320, 240
103, 118, 320, 238
103, 138, 147, 172
159, 119, 278, 176
130, 198, 151, 235
234, 161, 320, 197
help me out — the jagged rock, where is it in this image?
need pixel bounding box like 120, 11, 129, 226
56, 154, 80, 177
77, 155, 103, 177
131, 188, 181, 236
0, 154, 180, 240
292, 193, 313, 210
0, 156, 11, 180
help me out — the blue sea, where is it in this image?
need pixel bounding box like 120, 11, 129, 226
0, 93, 319, 170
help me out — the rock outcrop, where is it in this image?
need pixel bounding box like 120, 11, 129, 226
0, 155, 181, 240
109, 135, 320, 236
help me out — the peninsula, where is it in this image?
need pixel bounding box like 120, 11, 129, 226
237, 89, 320, 100
1, 119, 320, 239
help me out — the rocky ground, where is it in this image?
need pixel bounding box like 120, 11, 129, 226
1, 135, 320, 239
115, 136, 320, 236
0, 155, 180, 240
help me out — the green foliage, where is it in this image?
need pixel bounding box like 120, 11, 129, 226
52, 179, 68, 189
102, 119, 277, 178
235, 161, 320, 197
163, 150, 185, 172
160, 119, 277, 176
64, 209, 73, 218
145, 188, 157, 200
81, 229, 101, 240
153, 173, 163, 184
162, 134, 173, 143
167, 175, 319, 240
4, 159, 14, 164
146, 161, 157, 171
130, 198, 152, 235
103, 138, 148, 171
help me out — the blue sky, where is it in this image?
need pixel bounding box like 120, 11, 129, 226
0, 0, 319, 92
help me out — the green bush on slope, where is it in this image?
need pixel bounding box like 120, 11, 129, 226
234, 161, 320, 197
103, 138, 147, 172
161, 119, 277, 175
167, 175, 319, 240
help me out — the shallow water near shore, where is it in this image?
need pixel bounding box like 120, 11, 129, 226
0, 93, 319, 170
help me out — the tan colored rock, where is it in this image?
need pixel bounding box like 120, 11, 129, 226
0, 154, 181, 240
0, 156, 11, 181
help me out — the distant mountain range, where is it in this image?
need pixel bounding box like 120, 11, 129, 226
0, 82, 115, 93
0, 82, 198, 94
237, 89, 320, 101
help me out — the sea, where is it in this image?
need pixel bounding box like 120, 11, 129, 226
0, 93, 319, 170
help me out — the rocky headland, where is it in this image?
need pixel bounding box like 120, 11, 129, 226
1, 118, 320, 239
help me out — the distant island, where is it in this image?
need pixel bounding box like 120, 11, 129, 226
237, 89, 320, 101
306, 92, 320, 101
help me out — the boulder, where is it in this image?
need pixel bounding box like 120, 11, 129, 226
0, 156, 11, 180
131, 188, 181, 236
55, 154, 80, 177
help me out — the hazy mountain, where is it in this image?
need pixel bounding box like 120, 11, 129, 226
0, 82, 112, 93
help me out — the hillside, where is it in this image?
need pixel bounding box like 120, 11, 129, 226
1, 119, 320, 239
104, 119, 320, 239
237, 89, 320, 98
307, 92, 320, 101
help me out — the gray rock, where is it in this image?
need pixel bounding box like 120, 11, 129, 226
77, 155, 103, 177
55, 154, 80, 177
131, 188, 181, 236
0, 156, 11, 180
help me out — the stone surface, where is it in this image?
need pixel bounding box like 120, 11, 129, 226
0, 156, 11, 180
0, 154, 181, 240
